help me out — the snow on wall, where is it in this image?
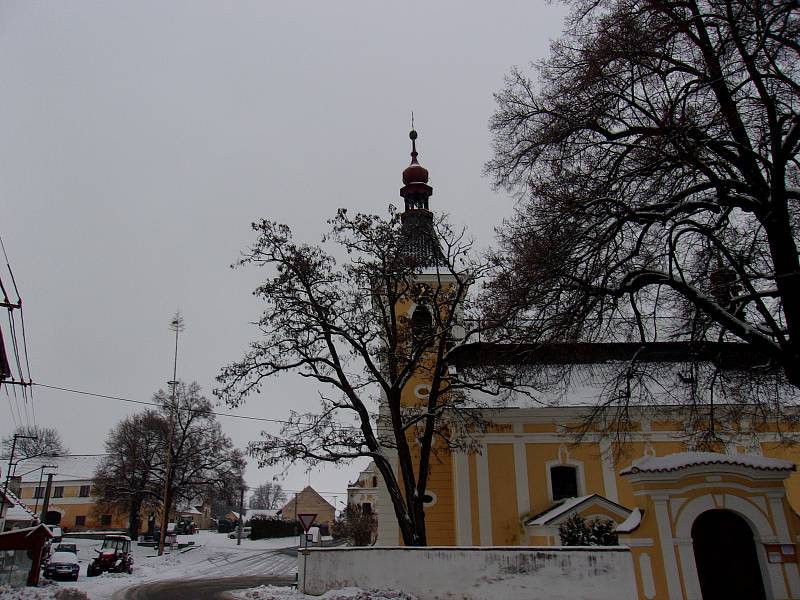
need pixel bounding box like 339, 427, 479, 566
299, 546, 637, 600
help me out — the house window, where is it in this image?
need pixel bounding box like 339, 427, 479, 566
75, 515, 86, 527
34, 487, 44, 499
372, 476, 378, 488
101, 515, 112, 527
551, 465, 579, 500
53, 487, 64, 499
79, 485, 90, 497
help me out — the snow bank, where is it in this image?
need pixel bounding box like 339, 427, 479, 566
0, 585, 88, 599
231, 586, 416, 600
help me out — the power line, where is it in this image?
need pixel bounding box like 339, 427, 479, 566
33, 382, 349, 427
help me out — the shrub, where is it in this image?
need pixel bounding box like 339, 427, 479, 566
558, 513, 618, 546
249, 516, 302, 540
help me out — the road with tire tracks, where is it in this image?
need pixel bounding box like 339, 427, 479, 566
113, 549, 297, 600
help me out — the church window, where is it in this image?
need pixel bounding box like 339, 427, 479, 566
550, 465, 579, 500
411, 306, 433, 344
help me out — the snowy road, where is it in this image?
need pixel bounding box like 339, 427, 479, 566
43, 532, 301, 599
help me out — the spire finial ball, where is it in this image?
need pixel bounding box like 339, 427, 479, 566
409, 129, 418, 141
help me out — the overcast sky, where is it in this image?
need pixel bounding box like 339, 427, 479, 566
0, 1, 568, 506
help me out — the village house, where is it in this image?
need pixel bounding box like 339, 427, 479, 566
347, 461, 379, 517
14, 455, 127, 531
279, 486, 335, 527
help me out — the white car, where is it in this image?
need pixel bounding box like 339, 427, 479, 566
44, 551, 80, 581
228, 527, 251, 539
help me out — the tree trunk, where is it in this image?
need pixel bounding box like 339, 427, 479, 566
128, 498, 142, 539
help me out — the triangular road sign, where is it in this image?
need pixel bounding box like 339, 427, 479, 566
297, 513, 317, 532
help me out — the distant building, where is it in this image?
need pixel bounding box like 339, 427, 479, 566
347, 461, 379, 517
279, 486, 335, 526
14, 455, 127, 531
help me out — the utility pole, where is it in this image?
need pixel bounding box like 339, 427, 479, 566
39, 473, 54, 523
237, 486, 245, 546
158, 312, 184, 557
0, 433, 36, 525
33, 465, 57, 515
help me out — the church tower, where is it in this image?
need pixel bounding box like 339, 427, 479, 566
375, 129, 459, 546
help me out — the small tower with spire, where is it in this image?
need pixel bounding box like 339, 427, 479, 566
398, 129, 442, 266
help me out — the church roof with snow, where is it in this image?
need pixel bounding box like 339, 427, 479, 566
620, 452, 795, 475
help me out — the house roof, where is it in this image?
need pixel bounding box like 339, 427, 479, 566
525, 494, 632, 526
450, 341, 762, 370
1, 488, 37, 522
620, 452, 795, 475
14, 455, 105, 483
280, 486, 335, 512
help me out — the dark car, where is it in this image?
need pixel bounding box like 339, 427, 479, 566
44, 551, 80, 581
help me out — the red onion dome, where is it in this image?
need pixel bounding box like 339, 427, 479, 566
402, 130, 429, 184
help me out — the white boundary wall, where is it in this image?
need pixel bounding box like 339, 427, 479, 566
299, 546, 637, 600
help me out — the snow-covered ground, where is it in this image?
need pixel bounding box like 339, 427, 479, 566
1, 530, 301, 600
231, 586, 417, 600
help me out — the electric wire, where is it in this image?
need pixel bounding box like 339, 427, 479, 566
34, 382, 356, 427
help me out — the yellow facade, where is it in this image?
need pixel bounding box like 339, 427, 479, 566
378, 403, 800, 598
18, 482, 127, 531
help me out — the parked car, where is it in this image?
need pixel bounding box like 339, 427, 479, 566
228, 527, 251, 539
54, 543, 78, 555
87, 535, 133, 576
44, 551, 80, 581
46, 525, 63, 543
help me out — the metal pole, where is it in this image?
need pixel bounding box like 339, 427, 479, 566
158, 313, 183, 557
237, 486, 245, 545
34, 465, 45, 514
39, 473, 53, 522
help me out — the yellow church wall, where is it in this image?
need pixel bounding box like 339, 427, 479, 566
522, 423, 557, 433
487, 444, 519, 545
762, 443, 800, 510
468, 452, 479, 545
423, 454, 456, 545
524, 443, 559, 514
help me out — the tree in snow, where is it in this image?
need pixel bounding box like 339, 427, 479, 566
558, 513, 618, 546
484, 0, 800, 436
217, 208, 523, 546
2, 425, 68, 459
332, 504, 377, 546
249, 481, 287, 510
94, 410, 166, 538
94, 381, 245, 537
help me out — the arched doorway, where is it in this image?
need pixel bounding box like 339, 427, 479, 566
44, 510, 61, 525
692, 509, 766, 600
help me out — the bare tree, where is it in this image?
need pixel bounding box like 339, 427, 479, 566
248, 482, 286, 510
485, 0, 800, 428
155, 382, 246, 519
94, 411, 166, 538
2, 425, 68, 459
217, 205, 521, 546
94, 382, 245, 537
